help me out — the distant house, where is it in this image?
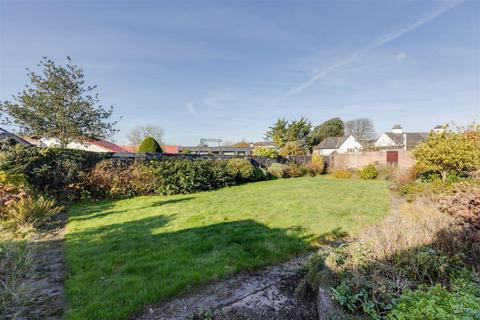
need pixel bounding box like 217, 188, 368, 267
0, 127, 32, 146
178, 145, 253, 155
122, 145, 179, 153
251, 141, 278, 149
374, 125, 428, 151
35, 137, 126, 153
313, 135, 363, 156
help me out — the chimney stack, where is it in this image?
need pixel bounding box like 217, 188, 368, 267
392, 124, 403, 134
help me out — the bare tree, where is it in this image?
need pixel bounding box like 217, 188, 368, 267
344, 118, 376, 141
127, 124, 165, 145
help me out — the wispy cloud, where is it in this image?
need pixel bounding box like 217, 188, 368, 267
186, 101, 195, 114
396, 52, 407, 59
270, 0, 464, 106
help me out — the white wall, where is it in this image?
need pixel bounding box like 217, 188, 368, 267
338, 135, 363, 153
39, 138, 107, 152
315, 135, 362, 155
317, 149, 337, 156
374, 133, 397, 148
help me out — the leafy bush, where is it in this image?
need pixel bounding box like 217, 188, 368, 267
331, 169, 352, 179
137, 136, 163, 153
285, 163, 303, 178
252, 166, 268, 181
297, 198, 478, 319
311, 153, 325, 174
210, 160, 235, 186
412, 128, 480, 180
226, 158, 255, 182
4, 195, 63, 229
267, 163, 287, 178
302, 163, 320, 177
436, 183, 480, 227
252, 146, 279, 158
151, 158, 239, 195
0, 146, 110, 199
280, 141, 306, 156
388, 271, 480, 320
0, 184, 27, 218
79, 159, 158, 199
358, 164, 378, 180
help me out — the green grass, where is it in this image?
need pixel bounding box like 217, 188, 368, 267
66, 176, 390, 320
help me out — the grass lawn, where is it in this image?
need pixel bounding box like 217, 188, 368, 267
66, 176, 390, 320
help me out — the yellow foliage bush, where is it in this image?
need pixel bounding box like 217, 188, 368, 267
331, 168, 352, 179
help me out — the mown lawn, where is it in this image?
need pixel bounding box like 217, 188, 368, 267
66, 176, 390, 320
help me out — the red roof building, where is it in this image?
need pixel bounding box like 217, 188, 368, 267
121, 145, 179, 154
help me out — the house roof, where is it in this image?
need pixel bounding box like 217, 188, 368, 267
86, 139, 126, 152
384, 132, 428, 148
162, 145, 179, 153
314, 136, 349, 149
121, 145, 137, 152
120, 145, 179, 153
0, 127, 32, 146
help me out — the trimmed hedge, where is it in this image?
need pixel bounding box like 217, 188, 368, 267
70, 157, 261, 199
0, 146, 325, 201
138, 137, 163, 153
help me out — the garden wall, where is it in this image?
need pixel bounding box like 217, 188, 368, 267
328, 151, 415, 169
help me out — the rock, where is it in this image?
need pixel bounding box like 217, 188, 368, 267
316, 287, 334, 320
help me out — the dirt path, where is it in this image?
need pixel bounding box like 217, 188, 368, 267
11, 212, 66, 320
134, 255, 318, 320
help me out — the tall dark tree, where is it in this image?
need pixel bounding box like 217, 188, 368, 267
0, 57, 118, 148
265, 118, 289, 147
265, 117, 311, 148
345, 118, 376, 141
309, 117, 344, 147
286, 117, 312, 143
265, 117, 311, 155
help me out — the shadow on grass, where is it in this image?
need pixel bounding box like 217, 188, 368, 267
69, 197, 194, 222
66, 217, 316, 320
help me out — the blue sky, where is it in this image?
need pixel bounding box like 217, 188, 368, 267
1, 0, 479, 146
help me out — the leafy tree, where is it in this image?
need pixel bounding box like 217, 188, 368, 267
128, 124, 165, 145
265, 118, 289, 147
252, 146, 279, 158
309, 117, 344, 147
137, 136, 163, 153
286, 117, 312, 143
265, 117, 311, 148
0, 57, 118, 148
412, 128, 480, 180
344, 118, 375, 141
280, 141, 306, 156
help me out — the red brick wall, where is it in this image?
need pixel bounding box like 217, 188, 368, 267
329, 151, 415, 169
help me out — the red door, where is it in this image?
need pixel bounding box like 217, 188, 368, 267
386, 151, 398, 165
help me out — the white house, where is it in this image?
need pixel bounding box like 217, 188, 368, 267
374, 125, 428, 151
0, 127, 32, 146
313, 135, 363, 156
34, 137, 125, 153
